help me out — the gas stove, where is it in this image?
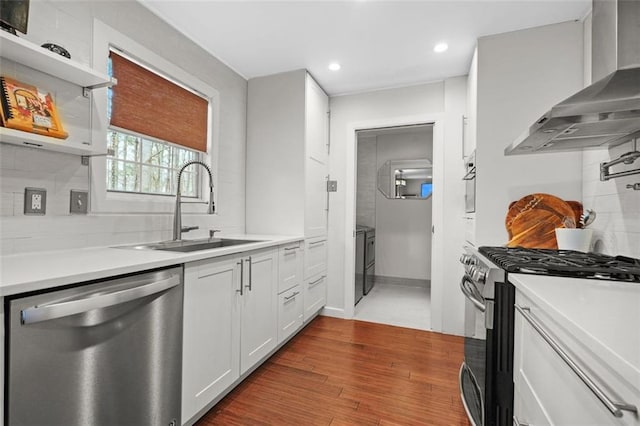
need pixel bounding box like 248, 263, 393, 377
478, 246, 640, 283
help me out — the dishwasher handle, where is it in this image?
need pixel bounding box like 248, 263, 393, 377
21, 273, 181, 325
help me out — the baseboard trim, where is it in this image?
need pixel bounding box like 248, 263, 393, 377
320, 306, 345, 319
374, 275, 431, 288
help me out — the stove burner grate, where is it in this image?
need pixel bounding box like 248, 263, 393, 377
478, 247, 640, 283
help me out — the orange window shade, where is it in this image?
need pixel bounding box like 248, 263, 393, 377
109, 52, 208, 152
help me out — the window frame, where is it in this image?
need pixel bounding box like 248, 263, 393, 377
91, 19, 220, 214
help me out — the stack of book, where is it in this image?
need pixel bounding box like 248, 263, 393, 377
0, 76, 68, 139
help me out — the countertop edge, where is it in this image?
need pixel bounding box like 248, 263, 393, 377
0, 235, 304, 297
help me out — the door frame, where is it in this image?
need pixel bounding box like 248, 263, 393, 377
342, 113, 444, 330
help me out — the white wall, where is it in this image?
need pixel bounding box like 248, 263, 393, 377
327, 79, 468, 335
474, 21, 585, 247
374, 129, 433, 281
355, 136, 376, 228
581, 15, 640, 258
0, 0, 247, 255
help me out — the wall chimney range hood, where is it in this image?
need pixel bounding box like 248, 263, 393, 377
505, 0, 640, 155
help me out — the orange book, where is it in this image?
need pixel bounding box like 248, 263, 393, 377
0, 76, 68, 139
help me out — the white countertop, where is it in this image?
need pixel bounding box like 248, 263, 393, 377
510, 273, 640, 393
0, 234, 303, 297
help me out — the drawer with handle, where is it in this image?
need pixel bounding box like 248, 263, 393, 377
278, 285, 303, 344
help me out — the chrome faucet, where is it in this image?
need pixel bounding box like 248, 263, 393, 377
173, 160, 215, 241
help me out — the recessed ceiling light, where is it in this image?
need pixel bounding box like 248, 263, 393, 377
329, 63, 341, 71
434, 43, 448, 53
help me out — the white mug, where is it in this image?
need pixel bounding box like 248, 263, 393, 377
555, 228, 593, 252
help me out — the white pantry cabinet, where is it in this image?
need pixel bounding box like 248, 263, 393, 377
245, 69, 329, 239
181, 248, 278, 423
513, 289, 639, 426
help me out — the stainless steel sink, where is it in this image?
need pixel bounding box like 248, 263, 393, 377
122, 238, 261, 253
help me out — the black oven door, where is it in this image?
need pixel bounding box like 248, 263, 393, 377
459, 275, 490, 426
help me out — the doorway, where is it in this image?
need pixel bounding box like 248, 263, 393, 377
353, 123, 434, 330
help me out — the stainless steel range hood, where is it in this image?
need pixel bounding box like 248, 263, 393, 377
505, 0, 640, 155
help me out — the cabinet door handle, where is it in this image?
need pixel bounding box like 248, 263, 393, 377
515, 305, 638, 418
309, 275, 326, 287
309, 240, 325, 246
284, 291, 300, 302
245, 257, 253, 291
283, 247, 298, 256
237, 261, 244, 296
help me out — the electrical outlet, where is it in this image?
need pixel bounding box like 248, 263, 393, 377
24, 188, 46, 215
70, 190, 89, 214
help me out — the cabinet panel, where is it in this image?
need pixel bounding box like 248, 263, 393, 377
182, 258, 240, 423
305, 158, 328, 238
304, 237, 327, 279
278, 243, 303, 293
278, 285, 303, 344
240, 250, 278, 374
514, 304, 636, 426
305, 74, 329, 164
304, 273, 327, 322
513, 372, 552, 426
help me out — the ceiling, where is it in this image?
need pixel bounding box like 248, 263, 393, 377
139, 0, 591, 96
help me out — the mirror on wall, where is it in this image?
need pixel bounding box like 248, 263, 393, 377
377, 159, 433, 200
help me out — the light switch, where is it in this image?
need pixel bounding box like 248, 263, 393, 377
70, 190, 89, 214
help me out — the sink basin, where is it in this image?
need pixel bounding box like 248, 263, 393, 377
122, 238, 261, 252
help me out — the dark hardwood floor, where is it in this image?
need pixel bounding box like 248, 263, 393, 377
196, 316, 470, 426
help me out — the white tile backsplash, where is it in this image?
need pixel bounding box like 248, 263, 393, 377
0, 0, 247, 256
582, 142, 640, 258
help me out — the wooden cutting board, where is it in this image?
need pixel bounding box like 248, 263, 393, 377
505, 193, 576, 248
566, 201, 583, 228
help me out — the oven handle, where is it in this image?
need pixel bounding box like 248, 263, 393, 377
460, 275, 485, 312
459, 362, 482, 426
515, 305, 638, 418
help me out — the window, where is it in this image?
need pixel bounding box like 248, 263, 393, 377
106, 130, 199, 196
91, 20, 220, 214
106, 50, 209, 197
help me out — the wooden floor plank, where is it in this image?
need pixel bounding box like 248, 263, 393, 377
196, 316, 470, 426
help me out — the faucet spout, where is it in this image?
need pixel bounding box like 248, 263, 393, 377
173, 160, 215, 241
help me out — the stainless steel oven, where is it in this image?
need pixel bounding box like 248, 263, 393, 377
459, 248, 514, 426
463, 151, 476, 213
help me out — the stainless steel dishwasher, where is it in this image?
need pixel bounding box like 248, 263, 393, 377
6, 266, 183, 426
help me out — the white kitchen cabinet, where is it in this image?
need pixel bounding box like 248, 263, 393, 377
303, 273, 327, 322
277, 285, 303, 344
239, 249, 279, 374
466, 22, 584, 246
305, 75, 329, 164
246, 69, 329, 239
278, 242, 303, 293
182, 247, 278, 423
304, 236, 328, 279
513, 289, 639, 426
182, 255, 241, 423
